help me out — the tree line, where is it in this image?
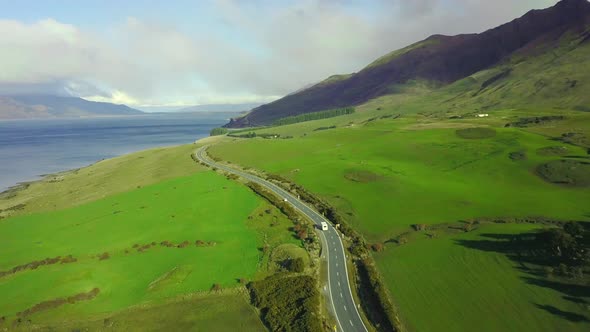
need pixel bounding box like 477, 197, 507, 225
273, 107, 355, 126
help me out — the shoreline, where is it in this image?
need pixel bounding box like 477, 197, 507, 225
0, 140, 208, 197
0, 133, 227, 218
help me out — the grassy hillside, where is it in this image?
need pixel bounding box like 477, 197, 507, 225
226, 0, 590, 127
211, 117, 590, 239
0, 142, 301, 329
210, 105, 590, 330
363, 28, 590, 120
0, 144, 203, 218
12, 294, 265, 332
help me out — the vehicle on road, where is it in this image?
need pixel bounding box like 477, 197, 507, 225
321, 221, 328, 231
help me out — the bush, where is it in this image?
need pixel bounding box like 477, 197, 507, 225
248, 274, 322, 332
412, 224, 427, 231
356, 260, 400, 331
287, 257, 305, 273
209, 127, 228, 136
371, 243, 384, 252
211, 283, 222, 293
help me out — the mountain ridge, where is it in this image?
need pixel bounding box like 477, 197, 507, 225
226, 0, 590, 127
0, 95, 143, 119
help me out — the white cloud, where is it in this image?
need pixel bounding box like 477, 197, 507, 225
0, 0, 559, 106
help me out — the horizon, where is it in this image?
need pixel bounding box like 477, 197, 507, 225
0, 0, 559, 108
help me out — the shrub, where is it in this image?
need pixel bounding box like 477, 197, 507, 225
248, 274, 322, 332
98, 252, 110, 261
209, 127, 228, 136
297, 229, 308, 241
412, 224, 427, 231
371, 243, 384, 252
177, 240, 190, 248
356, 260, 400, 331
211, 283, 222, 293
287, 257, 305, 273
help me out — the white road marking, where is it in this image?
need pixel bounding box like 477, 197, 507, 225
344, 305, 347, 311
350, 320, 354, 326
338, 281, 341, 286
340, 292, 343, 298
336, 272, 339, 276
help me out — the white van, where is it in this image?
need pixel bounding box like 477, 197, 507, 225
321, 221, 328, 231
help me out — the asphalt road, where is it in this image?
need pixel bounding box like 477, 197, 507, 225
195, 146, 368, 332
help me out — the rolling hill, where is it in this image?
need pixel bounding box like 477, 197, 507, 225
226, 0, 590, 127
0, 95, 143, 119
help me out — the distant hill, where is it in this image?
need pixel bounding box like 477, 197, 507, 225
0, 95, 143, 119
175, 103, 262, 113
226, 0, 590, 127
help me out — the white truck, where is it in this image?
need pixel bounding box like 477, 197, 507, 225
321, 221, 328, 231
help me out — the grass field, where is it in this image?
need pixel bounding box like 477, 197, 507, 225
0, 143, 205, 218
12, 293, 265, 332
0, 142, 301, 328
210, 118, 590, 241
209, 109, 590, 331
376, 223, 590, 332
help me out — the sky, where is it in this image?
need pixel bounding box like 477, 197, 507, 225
0, 0, 559, 108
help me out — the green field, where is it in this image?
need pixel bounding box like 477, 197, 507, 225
13, 293, 265, 332
209, 109, 590, 331
0, 143, 301, 329
211, 118, 590, 241
0, 144, 205, 218
376, 223, 590, 332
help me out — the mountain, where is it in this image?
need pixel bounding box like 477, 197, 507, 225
226, 0, 590, 127
0, 95, 143, 120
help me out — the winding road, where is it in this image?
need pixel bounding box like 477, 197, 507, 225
195, 146, 368, 332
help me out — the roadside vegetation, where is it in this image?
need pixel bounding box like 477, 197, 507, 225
249, 274, 322, 332
0, 143, 307, 330
209, 103, 590, 331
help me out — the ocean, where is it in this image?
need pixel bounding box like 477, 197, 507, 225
0, 112, 234, 191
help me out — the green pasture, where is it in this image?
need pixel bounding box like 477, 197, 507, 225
0, 170, 296, 325
12, 293, 265, 332
0, 143, 205, 218
210, 120, 590, 242
375, 223, 590, 332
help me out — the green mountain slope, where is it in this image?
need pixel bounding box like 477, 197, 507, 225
226, 0, 590, 127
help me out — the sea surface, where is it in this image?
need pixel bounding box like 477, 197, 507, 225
0, 112, 234, 191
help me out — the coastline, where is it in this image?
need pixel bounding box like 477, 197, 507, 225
0, 114, 232, 192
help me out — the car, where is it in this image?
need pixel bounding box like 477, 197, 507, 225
321, 221, 328, 231
283, 198, 288, 202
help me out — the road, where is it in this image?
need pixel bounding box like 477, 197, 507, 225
195, 146, 368, 332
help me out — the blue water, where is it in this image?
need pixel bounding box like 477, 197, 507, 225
0, 113, 234, 191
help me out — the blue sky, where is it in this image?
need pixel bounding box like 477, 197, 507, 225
0, 0, 558, 107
